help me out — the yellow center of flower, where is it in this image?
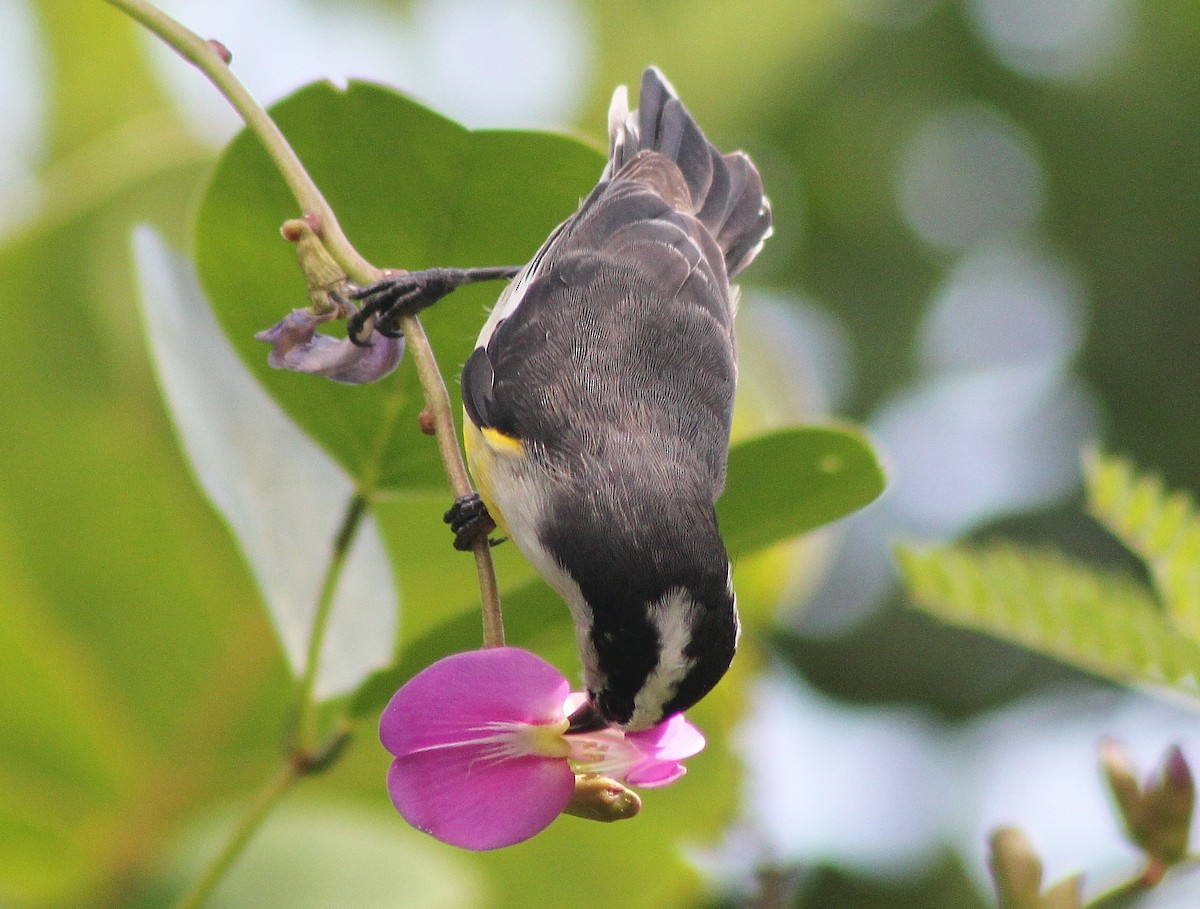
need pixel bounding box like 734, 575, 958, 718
403, 716, 650, 780
513, 718, 572, 760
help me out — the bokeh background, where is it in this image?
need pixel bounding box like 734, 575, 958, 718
2, 0, 1198, 907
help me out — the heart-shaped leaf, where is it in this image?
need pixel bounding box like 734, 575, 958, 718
194, 80, 605, 492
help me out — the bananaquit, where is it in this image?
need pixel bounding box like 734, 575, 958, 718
352, 67, 772, 732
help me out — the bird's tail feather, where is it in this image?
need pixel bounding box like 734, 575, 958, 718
606, 67, 772, 277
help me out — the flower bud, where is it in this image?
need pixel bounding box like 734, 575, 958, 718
280, 217, 347, 315
207, 38, 233, 64
256, 308, 402, 384
1141, 745, 1195, 865
1100, 740, 1195, 865
1100, 738, 1144, 841
989, 827, 1043, 909
563, 775, 642, 823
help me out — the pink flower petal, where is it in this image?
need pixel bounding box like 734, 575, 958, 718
380, 648, 577, 849
387, 743, 574, 850
380, 648, 570, 755
622, 714, 706, 789
623, 761, 687, 788
630, 712, 707, 761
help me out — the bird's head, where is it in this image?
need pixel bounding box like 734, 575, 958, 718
565, 572, 738, 733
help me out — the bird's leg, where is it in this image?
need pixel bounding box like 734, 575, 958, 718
444, 493, 505, 551
348, 265, 521, 345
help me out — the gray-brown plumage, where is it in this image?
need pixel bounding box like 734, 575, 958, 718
354, 67, 772, 731
459, 67, 772, 730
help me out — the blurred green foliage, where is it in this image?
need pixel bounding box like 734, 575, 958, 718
900, 453, 1200, 706
2, 0, 1199, 907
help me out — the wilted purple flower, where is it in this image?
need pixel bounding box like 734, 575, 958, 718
379, 647, 705, 850
255, 307, 402, 385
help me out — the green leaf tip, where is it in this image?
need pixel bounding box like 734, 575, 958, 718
897, 541, 1200, 709
1086, 451, 1200, 643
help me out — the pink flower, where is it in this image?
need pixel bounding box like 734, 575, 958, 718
379, 647, 705, 850
255, 307, 402, 384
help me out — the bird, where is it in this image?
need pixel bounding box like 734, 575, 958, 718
351, 67, 772, 732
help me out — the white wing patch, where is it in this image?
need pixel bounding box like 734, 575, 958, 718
474, 219, 571, 348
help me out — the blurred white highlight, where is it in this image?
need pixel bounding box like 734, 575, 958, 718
898, 105, 1044, 251
0, 0, 47, 237
967, 0, 1133, 81
144, 0, 594, 144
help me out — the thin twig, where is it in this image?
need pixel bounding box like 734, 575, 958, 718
102, 2, 510, 905
400, 316, 505, 646
171, 764, 298, 909
294, 494, 369, 746
103, 0, 503, 641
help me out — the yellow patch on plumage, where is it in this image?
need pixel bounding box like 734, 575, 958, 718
480, 426, 524, 457
462, 415, 522, 537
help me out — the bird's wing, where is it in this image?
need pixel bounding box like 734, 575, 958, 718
461, 161, 737, 498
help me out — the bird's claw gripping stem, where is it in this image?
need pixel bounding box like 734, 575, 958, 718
445, 493, 505, 551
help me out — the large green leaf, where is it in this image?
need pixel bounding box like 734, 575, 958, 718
135, 229, 398, 698
0, 149, 291, 905
146, 802, 484, 909
194, 80, 605, 492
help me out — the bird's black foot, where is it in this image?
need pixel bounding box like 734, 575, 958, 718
444, 492, 504, 551
348, 265, 521, 345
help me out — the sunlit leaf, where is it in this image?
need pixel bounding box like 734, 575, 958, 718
134, 228, 397, 698
898, 542, 1200, 709
1086, 451, 1200, 643
349, 578, 567, 720
0, 523, 153, 905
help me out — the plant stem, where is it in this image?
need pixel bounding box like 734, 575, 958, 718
171, 764, 298, 909
104, 0, 371, 279
293, 494, 369, 745
400, 316, 505, 647
104, 0, 504, 638
105, 1, 511, 903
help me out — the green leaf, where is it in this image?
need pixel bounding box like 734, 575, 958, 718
0, 150, 286, 904
718, 424, 886, 557
349, 581, 563, 720
1086, 451, 1200, 642
194, 80, 605, 492
898, 542, 1200, 708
